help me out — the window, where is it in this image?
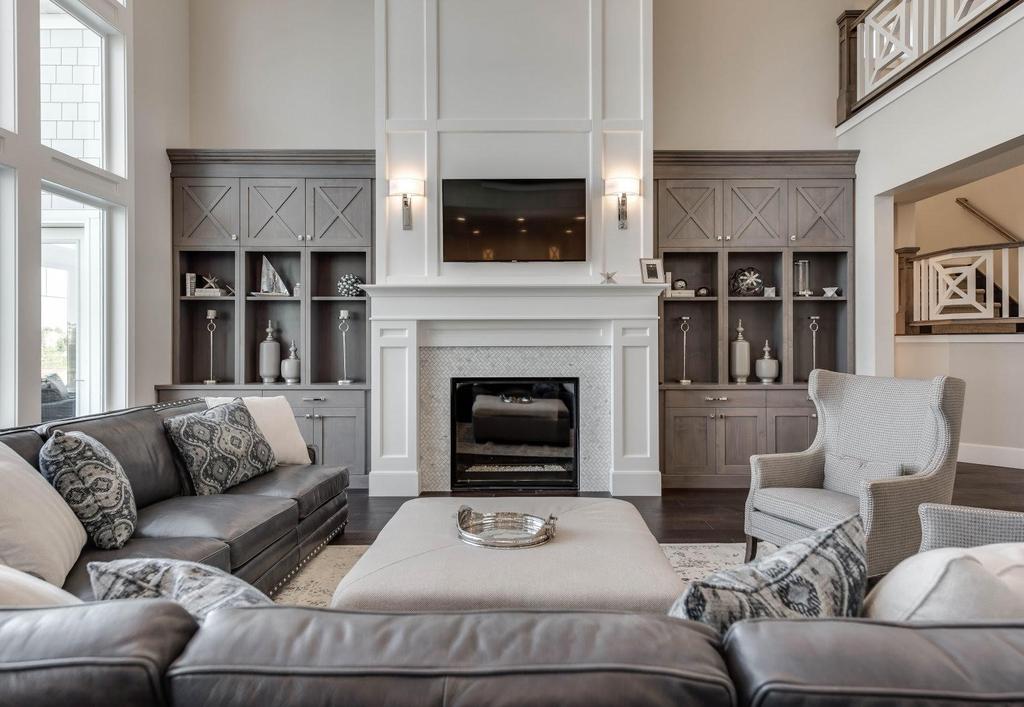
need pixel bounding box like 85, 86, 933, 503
39, 0, 105, 167
40, 190, 106, 422
0, 0, 13, 131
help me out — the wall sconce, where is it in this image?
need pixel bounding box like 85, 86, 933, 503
604, 177, 641, 230
388, 178, 425, 230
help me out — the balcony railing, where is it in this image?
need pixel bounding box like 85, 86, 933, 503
838, 0, 1021, 123
897, 243, 1024, 334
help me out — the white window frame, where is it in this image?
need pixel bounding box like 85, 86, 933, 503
0, 0, 133, 427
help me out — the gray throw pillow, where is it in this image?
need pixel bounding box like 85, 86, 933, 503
88, 558, 272, 622
39, 430, 137, 550
163, 399, 276, 495
823, 454, 903, 496
669, 515, 867, 634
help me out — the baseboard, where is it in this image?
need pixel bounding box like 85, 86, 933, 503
368, 470, 420, 497
959, 443, 1024, 470
610, 469, 662, 497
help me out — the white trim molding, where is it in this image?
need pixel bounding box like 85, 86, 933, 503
959, 443, 1024, 470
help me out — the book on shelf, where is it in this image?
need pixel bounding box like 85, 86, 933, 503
193, 288, 225, 297
184, 273, 197, 297
666, 289, 696, 299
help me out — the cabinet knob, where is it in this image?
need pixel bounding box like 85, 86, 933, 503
811, 413, 818, 419
790, 235, 797, 241
314, 414, 322, 419
719, 413, 725, 419
725, 236, 732, 241
304, 414, 312, 419
306, 234, 313, 241
230, 234, 238, 241
296, 234, 304, 241
716, 236, 723, 241
708, 414, 715, 419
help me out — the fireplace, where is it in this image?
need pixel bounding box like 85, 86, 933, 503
450, 377, 579, 491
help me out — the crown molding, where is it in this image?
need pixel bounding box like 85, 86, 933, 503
653, 150, 860, 166
167, 149, 376, 166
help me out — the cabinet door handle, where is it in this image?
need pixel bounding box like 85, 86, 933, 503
790, 235, 797, 241
302, 396, 326, 402
703, 396, 729, 402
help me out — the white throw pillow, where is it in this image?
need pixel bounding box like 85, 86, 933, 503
206, 396, 310, 465
865, 543, 1024, 621
0, 564, 82, 606
0, 441, 87, 586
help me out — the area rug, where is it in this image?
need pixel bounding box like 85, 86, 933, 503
274, 542, 769, 608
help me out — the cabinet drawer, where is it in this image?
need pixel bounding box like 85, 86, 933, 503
665, 389, 766, 408
272, 389, 365, 408
766, 390, 814, 408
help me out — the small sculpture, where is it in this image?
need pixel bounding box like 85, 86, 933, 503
730, 319, 751, 384
678, 316, 692, 385
281, 340, 301, 385
337, 309, 353, 385
336, 274, 364, 298
253, 257, 290, 296
203, 310, 218, 385
600, 271, 617, 285
259, 320, 281, 384
730, 267, 765, 297
755, 339, 779, 384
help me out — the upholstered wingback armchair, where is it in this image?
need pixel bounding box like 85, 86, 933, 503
918, 503, 1024, 553
745, 370, 966, 576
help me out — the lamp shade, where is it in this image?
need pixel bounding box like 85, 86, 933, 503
388, 178, 425, 197
604, 177, 641, 197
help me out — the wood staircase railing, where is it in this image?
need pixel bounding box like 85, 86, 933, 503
897, 242, 1024, 335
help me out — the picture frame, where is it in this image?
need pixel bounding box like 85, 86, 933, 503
640, 258, 665, 284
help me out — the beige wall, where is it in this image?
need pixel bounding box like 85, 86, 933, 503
901, 163, 1024, 252
653, 0, 870, 150
132, 0, 190, 403
188, 0, 374, 149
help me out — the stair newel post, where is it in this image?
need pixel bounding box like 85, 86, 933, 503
895, 247, 920, 336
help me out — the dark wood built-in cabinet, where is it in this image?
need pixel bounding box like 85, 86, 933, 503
158, 150, 375, 488
655, 151, 856, 488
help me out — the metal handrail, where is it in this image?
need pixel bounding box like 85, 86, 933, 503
955, 198, 1021, 243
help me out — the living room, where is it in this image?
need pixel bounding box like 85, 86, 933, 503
2, 0, 1024, 704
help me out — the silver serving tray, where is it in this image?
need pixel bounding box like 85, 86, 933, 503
456, 505, 557, 549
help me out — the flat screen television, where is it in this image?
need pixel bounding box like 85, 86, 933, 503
442, 179, 587, 262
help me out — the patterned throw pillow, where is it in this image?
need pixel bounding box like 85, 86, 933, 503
39, 430, 137, 550
88, 558, 272, 623
163, 399, 277, 495
669, 515, 867, 634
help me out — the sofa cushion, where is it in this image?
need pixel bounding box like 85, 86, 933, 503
823, 453, 902, 496
39, 430, 137, 550
163, 401, 277, 495
62, 536, 231, 600
670, 515, 867, 634
225, 464, 348, 518
166, 609, 736, 707
751, 486, 860, 530
0, 565, 82, 607
39, 407, 185, 507
724, 619, 1024, 706
206, 396, 311, 465
134, 494, 297, 569
89, 558, 272, 623
865, 542, 1024, 622
0, 429, 44, 468
0, 440, 87, 586
0, 600, 197, 707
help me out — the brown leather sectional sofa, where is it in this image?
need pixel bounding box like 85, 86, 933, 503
1, 600, 1022, 706
0, 399, 349, 597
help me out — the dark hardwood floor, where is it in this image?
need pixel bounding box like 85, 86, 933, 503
336, 462, 1024, 545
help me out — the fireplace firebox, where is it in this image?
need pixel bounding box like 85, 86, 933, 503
450, 377, 579, 491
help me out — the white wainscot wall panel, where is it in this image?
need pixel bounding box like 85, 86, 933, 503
438, 131, 590, 178
437, 0, 591, 120
611, 320, 660, 495
418, 346, 612, 492
602, 130, 645, 278
386, 0, 427, 120
602, 0, 643, 121
385, 130, 429, 280
370, 321, 421, 496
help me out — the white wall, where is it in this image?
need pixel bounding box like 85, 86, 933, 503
132, 0, 189, 403
188, 0, 373, 149
896, 339, 1024, 468
653, 0, 871, 150
377, 0, 653, 284
837, 6, 1024, 376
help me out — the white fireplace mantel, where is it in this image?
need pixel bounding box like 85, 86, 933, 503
365, 283, 664, 498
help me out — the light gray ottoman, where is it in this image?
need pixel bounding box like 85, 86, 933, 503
330, 497, 684, 613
